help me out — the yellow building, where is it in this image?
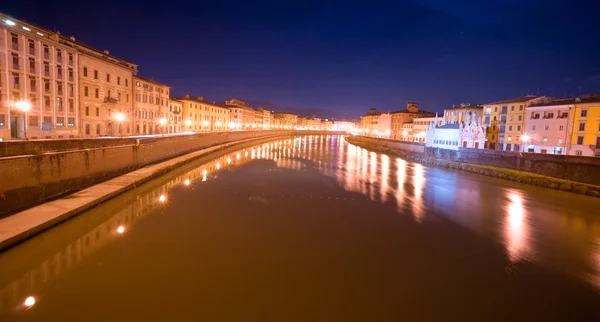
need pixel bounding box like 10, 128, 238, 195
133, 76, 170, 135
272, 112, 298, 129
225, 98, 254, 130
389, 102, 434, 140
484, 96, 548, 151
569, 97, 600, 157
178, 95, 230, 132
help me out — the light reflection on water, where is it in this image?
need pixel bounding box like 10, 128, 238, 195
1, 135, 600, 315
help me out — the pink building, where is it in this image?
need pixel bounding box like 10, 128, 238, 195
524, 100, 572, 154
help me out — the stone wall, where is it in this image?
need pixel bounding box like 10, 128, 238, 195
425, 147, 600, 186
346, 136, 425, 154
0, 131, 292, 217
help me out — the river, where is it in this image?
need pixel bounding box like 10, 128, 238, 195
1, 135, 599, 321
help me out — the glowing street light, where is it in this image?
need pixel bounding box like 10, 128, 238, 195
24, 296, 35, 307
117, 226, 125, 234
114, 112, 126, 137
184, 119, 192, 132
159, 118, 167, 136
521, 134, 531, 152
16, 101, 31, 140
159, 194, 166, 203
184, 179, 190, 186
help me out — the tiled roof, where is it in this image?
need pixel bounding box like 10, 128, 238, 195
135, 75, 170, 87
390, 109, 435, 115
528, 96, 600, 107
486, 96, 540, 105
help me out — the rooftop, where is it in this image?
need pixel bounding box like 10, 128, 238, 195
445, 104, 483, 110
529, 96, 600, 107
486, 96, 540, 105
390, 109, 435, 115
135, 75, 170, 87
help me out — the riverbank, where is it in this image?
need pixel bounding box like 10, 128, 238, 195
0, 135, 289, 252
345, 136, 600, 198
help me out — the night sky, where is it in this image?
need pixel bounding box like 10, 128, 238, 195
3, 0, 600, 119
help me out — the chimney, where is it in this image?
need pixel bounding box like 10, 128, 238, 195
197, 96, 204, 101
103, 50, 109, 55
69, 35, 76, 41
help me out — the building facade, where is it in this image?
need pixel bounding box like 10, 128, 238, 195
167, 98, 183, 133
390, 103, 434, 141
225, 98, 254, 130
484, 96, 548, 151
133, 76, 170, 135
272, 112, 298, 128
178, 95, 230, 132
443, 103, 483, 125
76, 47, 136, 138
1, 14, 80, 140
569, 97, 600, 157
360, 108, 392, 138
524, 100, 572, 154
412, 116, 440, 143
255, 108, 271, 129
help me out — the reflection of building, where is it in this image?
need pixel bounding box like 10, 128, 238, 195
524, 99, 572, 154
133, 76, 170, 135
569, 96, 600, 157
390, 102, 435, 140
360, 108, 391, 138
483, 96, 548, 151
0, 13, 80, 140
76, 45, 137, 138
167, 98, 183, 133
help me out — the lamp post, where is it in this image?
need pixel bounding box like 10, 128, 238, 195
16, 101, 31, 140
114, 112, 125, 137
184, 119, 192, 133
159, 118, 167, 136
521, 134, 530, 153
202, 120, 210, 132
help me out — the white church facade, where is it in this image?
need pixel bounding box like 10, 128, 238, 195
426, 113, 487, 151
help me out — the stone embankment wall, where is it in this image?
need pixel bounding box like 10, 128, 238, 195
0, 131, 295, 217
346, 135, 600, 197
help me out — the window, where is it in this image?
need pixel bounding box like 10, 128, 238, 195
519, 105, 523, 111
545, 125, 549, 131
43, 116, 52, 125
68, 53, 73, 66
29, 77, 36, 91
29, 116, 39, 127
107, 90, 111, 98
579, 123, 586, 131
0, 114, 5, 126
106, 73, 110, 82
57, 81, 63, 96
511, 106, 514, 111
581, 109, 587, 117
56, 49, 62, 62
69, 99, 74, 113
44, 62, 50, 76
491, 135, 495, 140
12, 73, 20, 89
85, 105, 89, 116
68, 68, 74, 82
84, 86, 89, 97
67, 117, 75, 127
43, 44, 49, 59
518, 115, 522, 121
509, 125, 513, 131
85, 124, 90, 135
126, 79, 129, 87
44, 96, 50, 111
95, 88, 99, 98
117, 77, 120, 85
94, 70, 98, 80
575, 150, 583, 156
12, 53, 20, 70
57, 65, 62, 78
494, 107, 498, 113
509, 116, 514, 121
29, 58, 35, 73
118, 92, 121, 101
577, 136, 584, 145
96, 107, 100, 116
83, 67, 88, 77
532, 125, 536, 131
559, 125, 564, 131
57, 97, 63, 112
11, 33, 18, 50
96, 124, 101, 134
517, 126, 521, 131
126, 94, 129, 103
543, 137, 548, 143
56, 117, 65, 127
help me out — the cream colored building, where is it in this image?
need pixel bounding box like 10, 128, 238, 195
0, 13, 80, 140
177, 95, 230, 132
272, 112, 298, 128
133, 76, 170, 135
360, 108, 391, 138
412, 116, 440, 143
255, 108, 271, 129
167, 98, 183, 133
75, 47, 136, 137
225, 98, 254, 130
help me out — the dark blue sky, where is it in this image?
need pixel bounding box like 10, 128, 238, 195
4, 0, 600, 119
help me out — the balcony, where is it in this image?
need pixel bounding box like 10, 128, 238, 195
557, 114, 568, 119
530, 115, 540, 120
104, 97, 118, 104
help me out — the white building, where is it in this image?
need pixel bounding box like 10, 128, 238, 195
426, 114, 486, 150
524, 101, 572, 154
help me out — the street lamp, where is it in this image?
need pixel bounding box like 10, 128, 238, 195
184, 119, 192, 132
159, 118, 167, 136
114, 112, 125, 137
202, 120, 210, 132
521, 134, 530, 152
16, 101, 31, 140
